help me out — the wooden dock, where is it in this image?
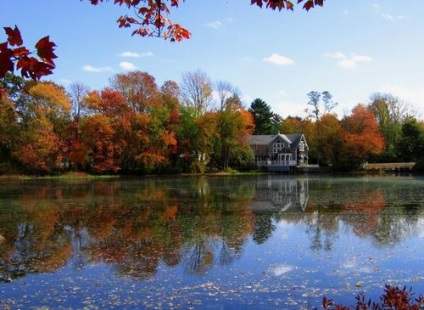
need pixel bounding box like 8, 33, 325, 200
362, 162, 416, 172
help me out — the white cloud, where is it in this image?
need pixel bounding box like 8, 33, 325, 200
381, 13, 406, 22
372, 4, 406, 22
83, 65, 113, 73
326, 51, 372, 69
325, 51, 346, 60
351, 55, 373, 62
118, 51, 153, 58
140, 51, 154, 57
119, 62, 137, 71
338, 59, 356, 69
263, 53, 294, 66
119, 51, 140, 58
206, 21, 223, 29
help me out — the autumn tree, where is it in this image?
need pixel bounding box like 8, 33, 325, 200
161, 80, 181, 109
342, 104, 384, 168
12, 81, 72, 173
0, 91, 18, 172
280, 116, 303, 134
109, 71, 178, 172
110, 70, 161, 113
160, 80, 181, 133
14, 117, 64, 173
315, 113, 345, 167
213, 94, 255, 170
79, 114, 122, 173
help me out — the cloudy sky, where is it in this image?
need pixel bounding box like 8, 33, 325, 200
2, 0, 424, 118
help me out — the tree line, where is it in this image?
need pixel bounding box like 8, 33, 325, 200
1, 70, 424, 175
0, 70, 255, 174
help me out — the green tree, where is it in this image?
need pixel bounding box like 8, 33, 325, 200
214, 94, 254, 170
175, 106, 218, 173
249, 98, 274, 135
368, 93, 409, 162
396, 118, 424, 163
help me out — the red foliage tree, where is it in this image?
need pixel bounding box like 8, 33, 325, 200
343, 104, 385, 160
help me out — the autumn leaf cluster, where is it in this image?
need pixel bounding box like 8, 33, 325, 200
0, 26, 56, 81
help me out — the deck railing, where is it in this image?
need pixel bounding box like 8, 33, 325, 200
256, 160, 297, 167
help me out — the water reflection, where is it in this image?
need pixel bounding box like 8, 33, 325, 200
0, 176, 424, 283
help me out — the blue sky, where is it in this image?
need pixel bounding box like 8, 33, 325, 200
2, 0, 424, 118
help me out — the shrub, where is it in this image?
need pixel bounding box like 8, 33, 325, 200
322, 285, 424, 310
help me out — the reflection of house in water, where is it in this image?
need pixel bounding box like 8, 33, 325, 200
252, 177, 309, 213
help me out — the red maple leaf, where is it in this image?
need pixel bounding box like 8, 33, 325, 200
17, 56, 54, 80
4, 26, 23, 46
35, 36, 57, 67
12, 46, 30, 58
0, 42, 14, 77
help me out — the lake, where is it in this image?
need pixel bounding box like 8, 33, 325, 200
0, 175, 424, 309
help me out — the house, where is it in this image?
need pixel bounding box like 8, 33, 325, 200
249, 133, 309, 171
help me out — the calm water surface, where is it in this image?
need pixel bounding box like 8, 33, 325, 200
0, 175, 424, 309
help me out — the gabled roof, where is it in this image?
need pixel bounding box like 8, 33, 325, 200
249, 133, 304, 146
285, 133, 306, 148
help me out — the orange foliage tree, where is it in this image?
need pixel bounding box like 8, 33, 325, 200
315, 113, 346, 166
14, 117, 64, 173
80, 114, 123, 173
342, 104, 385, 165
13, 81, 71, 173
77, 88, 129, 173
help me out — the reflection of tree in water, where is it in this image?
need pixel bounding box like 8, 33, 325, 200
301, 179, 424, 250
0, 188, 72, 282
251, 213, 276, 244
2, 177, 424, 282
184, 236, 243, 274
371, 203, 422, 247
219, 239, 240, 266
305, 211, 339, 252
185, 237, 215, 274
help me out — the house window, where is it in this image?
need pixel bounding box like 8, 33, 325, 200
273, 142, 284, 153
